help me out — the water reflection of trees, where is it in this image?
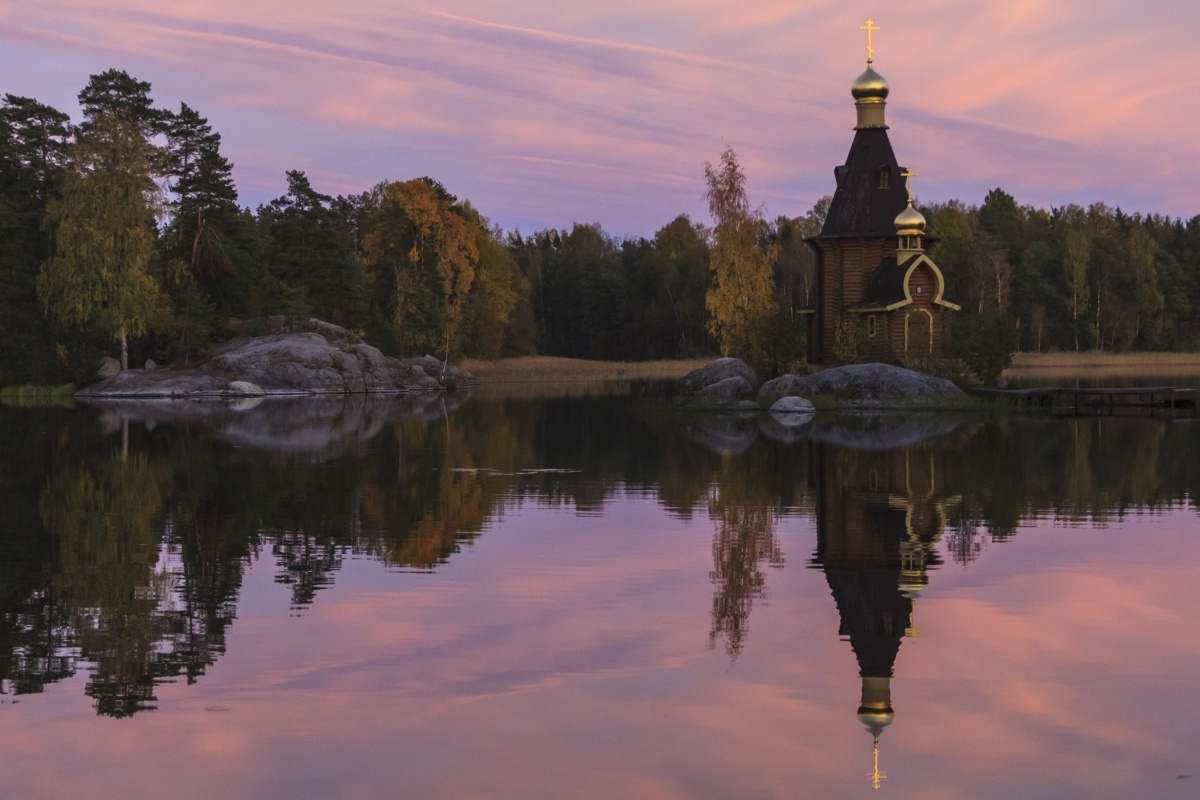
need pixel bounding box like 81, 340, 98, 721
705, 437, 800, 657
951, 417, 1197, 537
1, 398, 1199, 715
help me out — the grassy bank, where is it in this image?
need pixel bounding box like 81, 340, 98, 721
0, 384, 76, 408
1007, 352, 1200, 380
459, 356, 712, 384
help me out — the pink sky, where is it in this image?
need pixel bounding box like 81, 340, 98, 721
4, 0, 1196, 236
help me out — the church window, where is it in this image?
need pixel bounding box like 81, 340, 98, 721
867, 315, 878, 337
878, 167, 890, 189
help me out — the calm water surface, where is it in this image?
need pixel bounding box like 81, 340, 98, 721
1, 385, 1198, 799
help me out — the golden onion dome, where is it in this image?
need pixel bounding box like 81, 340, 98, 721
894, 202, 927, 235
851, 65, 889, 103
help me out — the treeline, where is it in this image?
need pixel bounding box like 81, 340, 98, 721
927, 190, 1200, 353
2, 69, 1199, 386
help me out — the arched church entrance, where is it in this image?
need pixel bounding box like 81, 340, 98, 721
905, 310, 932, 362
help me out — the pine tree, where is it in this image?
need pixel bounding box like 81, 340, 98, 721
164, 102, 238, 280
0, 94, 72, 382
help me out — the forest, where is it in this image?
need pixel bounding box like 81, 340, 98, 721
3, 69, 1200, 387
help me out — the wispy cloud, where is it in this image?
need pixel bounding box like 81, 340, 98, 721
4, 0, 1196, 233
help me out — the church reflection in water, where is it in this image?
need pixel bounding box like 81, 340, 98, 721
809, 438, 958, 789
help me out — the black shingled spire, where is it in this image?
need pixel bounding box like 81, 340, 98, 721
817, 128, 910, 239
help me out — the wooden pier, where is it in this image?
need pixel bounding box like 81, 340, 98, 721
971, 386, 1200, 416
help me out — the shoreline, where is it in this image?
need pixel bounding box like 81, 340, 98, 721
9, 352, 1200, 399
461, 352, 1200, 383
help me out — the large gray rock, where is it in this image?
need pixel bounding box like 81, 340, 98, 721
695, 376, 756, 403
97, 356, 121, 379
760, 363, 963, 405
681, 358, 759, 392
77, 319, 477, 398
758, 373, 808, 403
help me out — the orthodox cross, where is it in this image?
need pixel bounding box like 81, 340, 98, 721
870, 739, 888, 790
859, 18, 880, 63
901, 167, 918, 204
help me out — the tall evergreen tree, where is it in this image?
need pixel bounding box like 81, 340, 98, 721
77, 69, 163, 135
252, 170, 364, 324
164, 102, 238, 280
0, 95, 72, 382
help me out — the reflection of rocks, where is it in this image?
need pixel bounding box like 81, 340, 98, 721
685, 417, 760, 455
81, 393, 468, 458
804, 414, 959, 450
758, 413, 812, 444
78, 319, 477, 397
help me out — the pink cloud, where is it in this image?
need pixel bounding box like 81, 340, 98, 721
3, 0, 1196, 233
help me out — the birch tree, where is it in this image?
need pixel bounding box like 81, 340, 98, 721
39, 113, 168, 370
703, 147, 778, 369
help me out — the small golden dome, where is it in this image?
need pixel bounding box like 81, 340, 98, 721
851, 65, 889, 103
894, 202, 927, 235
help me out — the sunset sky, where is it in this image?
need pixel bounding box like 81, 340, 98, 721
4, 0, 1195, 236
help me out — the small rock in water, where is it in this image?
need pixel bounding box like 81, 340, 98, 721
769, 396, 815, 415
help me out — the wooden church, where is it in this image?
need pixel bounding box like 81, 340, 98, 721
805, 21, 960, 365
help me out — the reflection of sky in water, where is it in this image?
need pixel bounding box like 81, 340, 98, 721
3, 486, 1198, 799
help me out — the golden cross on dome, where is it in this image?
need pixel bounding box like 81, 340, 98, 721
859, 18, 880, 63
901, 167, 918, 204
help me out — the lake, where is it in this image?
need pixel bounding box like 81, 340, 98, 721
1, 384, 1198, 799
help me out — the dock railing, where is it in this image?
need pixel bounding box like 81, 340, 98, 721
971, 386, 1199, 416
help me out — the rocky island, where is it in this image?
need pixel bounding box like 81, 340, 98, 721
679, 357, 965, 410
78, 318, 477, 398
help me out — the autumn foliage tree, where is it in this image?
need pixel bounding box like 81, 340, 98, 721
703, 147, 778, 373
363, 179, 478, 361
